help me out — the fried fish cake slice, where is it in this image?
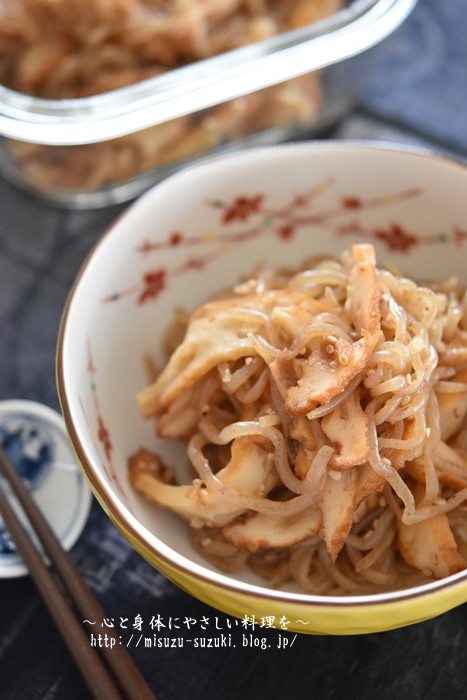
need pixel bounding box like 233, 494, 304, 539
284, 244, 381, 415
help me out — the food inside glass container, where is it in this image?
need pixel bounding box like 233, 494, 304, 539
130, 244, 467, 595
0, 0, 341, 194
6, 75, 323, 192
0, 0, 341, 97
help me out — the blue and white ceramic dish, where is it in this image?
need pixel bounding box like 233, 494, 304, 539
0, 400, 92, 578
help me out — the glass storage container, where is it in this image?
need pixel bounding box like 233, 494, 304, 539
0, 0, 417, 208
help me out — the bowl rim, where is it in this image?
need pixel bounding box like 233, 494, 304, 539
56, 140, 467, 608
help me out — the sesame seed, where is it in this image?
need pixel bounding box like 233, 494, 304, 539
329, 470, 342, 481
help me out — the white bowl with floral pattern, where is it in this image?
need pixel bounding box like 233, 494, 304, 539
57, 142, 467, 634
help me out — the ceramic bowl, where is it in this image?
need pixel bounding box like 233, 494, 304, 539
0, 399, 92, 578
57, 142, 467, 634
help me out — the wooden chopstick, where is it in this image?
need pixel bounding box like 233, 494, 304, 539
0, 445, 156, 700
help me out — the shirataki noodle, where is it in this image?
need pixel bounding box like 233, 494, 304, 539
129, 244, 467, 595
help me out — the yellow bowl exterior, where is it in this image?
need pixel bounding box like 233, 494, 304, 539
108, 509, 467, 636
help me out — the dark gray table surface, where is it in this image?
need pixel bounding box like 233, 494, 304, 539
1, 1, 467, 698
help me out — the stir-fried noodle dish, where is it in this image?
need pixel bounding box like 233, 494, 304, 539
130, 244, 467, 594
